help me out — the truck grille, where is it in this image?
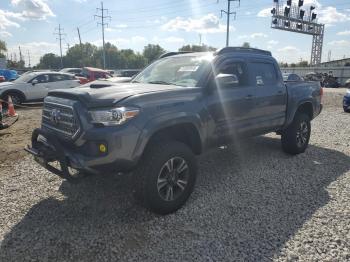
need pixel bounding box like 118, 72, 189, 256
42, 102, 80, 139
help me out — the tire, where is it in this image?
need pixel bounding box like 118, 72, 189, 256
281, 113, 311, 155
3, 92, 23, 105
133, 140, 197, 215
344, 107, 350, 113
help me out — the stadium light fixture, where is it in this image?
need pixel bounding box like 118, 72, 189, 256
284, 6, 290, 16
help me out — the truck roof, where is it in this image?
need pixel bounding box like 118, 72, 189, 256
161, 47, 272, 59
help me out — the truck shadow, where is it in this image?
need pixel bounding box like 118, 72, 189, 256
1, 136, 349, 261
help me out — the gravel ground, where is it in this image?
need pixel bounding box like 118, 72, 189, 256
0, 105, 349, 261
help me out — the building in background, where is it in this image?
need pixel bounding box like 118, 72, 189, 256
319, 58, 350, 68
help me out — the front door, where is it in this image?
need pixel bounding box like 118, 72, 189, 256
206, 59, 257, 143
28, 74, 50, 100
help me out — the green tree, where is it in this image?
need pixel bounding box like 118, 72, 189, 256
38, 53, 61, 69
297, 60, 309, 67
179, 44, 216, 52
0, 40, 7, 58
143, 44, 165, 63
242, 42, 251, 48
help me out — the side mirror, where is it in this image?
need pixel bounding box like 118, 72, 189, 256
31, 79, 39, 85
215, 73, 239, 88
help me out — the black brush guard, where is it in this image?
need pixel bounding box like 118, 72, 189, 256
25, 128, 83, 183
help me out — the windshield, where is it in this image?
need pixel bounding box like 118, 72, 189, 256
13, 73, 37, 83
133, 54, 212, 87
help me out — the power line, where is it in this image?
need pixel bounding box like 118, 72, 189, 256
54, 24, 66, 68
95, 1, 111, 69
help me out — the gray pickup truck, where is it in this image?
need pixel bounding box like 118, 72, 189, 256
26, 47, 323, 214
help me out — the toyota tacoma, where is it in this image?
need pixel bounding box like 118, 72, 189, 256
26, 47, 323, 214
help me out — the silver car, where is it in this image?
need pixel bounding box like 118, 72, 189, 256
0, 72, 80, 104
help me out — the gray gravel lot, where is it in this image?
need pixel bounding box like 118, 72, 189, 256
0, 103, 349, 261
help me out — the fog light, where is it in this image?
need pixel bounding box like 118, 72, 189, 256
99, 144, 107, 153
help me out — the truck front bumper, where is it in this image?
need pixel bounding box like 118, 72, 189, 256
25, 127, 139, 182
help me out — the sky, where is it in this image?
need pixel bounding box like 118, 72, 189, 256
0, 0, 349, 66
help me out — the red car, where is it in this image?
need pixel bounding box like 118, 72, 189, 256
77, 67, 112, 84
0, 76, 5, 82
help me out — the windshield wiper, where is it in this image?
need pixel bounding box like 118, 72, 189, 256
147, 80, 172, 85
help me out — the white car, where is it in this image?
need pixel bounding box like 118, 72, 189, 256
0, 72, 80, 104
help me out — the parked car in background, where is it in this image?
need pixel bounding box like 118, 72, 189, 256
345, 79, 350, 88
115, 69, 141, 78
282, 73, 303, 82
60, 68, 83, 75
343, 89, 350, 113
0, 72, 80, 104
77, 67, 112, 84
0, 69, 19, 81
0, 76, 5, 82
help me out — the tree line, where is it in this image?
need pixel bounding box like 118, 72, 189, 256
0, 38, 312, 70
37, 43, 219, 70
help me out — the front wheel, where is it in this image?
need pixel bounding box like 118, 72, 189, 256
281, 113, 311, 155
133, 140, 197, 215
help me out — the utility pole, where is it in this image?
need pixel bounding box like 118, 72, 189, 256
54, 24, 66, 69
221, 0, 240, 47
18, 46, 23, 62
95, 1, 111, 69
199, 34, 202, 46
77, 27, 84, 67
27, 50, 31, 68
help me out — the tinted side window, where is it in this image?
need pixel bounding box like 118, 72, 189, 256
251, 62, 278, 86
50, 74, 67, 82
217, 61, 248, 87
34, 74, 49, 83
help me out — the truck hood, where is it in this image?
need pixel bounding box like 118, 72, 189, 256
49, 82, 187, 108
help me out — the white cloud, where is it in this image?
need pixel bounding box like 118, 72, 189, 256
7, 41, 58, 66
11, 0, 55, 20
163, 37, 185, 44
162, 13, 234, 34
0, 10, 21, 30
257, 8, 271, 18
0, 31, 13, 38
337, 31, 350, 36
238, 33, 267, 39
131, 36, 147, 44
92, 36, 147, 48
251, 33, 268, 39
268, 40, 279, 45
303, 0, 322, 8
277, 46, 299, 52
105, 24, 128, 32
318, 7, 349, 24
328, 40, 350, 47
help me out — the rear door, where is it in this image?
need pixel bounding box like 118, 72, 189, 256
48, 74, 75, 90
248, 60, 287, 131
206, 58, 257, 140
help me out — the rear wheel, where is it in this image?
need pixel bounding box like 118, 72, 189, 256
281, 113, 311, 155
133, 140, 197, 215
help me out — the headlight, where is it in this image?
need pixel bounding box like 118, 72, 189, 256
89, 107, 140, 126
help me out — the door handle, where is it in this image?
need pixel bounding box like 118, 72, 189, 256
245, 95, 254, 100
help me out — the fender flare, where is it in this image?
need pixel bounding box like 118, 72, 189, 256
132, 112, 205, 160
